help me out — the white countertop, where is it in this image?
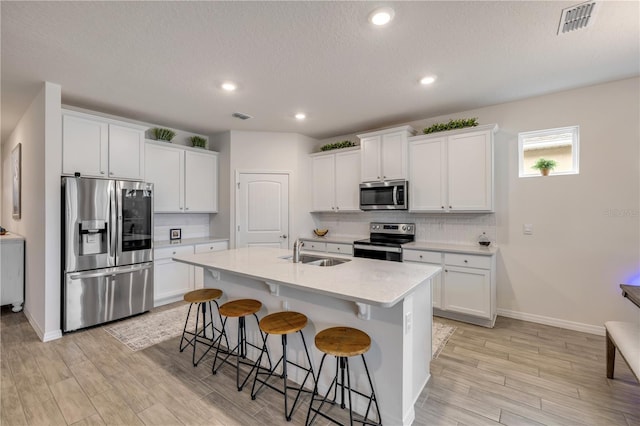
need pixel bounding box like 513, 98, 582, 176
403, 241, 498, 256
299, 235, 365, 244
0, 232, 25, 242
154, 236, 229, 249
299, 234, 498, 255
173, 246, 440, 308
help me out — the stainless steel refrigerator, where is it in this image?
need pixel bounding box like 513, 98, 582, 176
62, 177, 154, 332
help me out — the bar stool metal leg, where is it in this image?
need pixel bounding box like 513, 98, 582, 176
306, 327, 382, 426
179, 289, 224, 367
251, 311, 315, 421
212, 302, 271, 392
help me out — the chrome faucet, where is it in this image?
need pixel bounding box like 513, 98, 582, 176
293, 239, 304, 263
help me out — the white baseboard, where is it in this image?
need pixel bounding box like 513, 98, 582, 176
23, 308, 62, 342
497, 308, 605, 336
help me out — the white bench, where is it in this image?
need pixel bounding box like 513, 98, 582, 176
605, 321, 640, 382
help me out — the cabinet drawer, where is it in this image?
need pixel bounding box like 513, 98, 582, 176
194, 241, 228, 253
326, 243, 353, 256
155, 245, 194, 261
304, 241, 327, 252
403, 249, 441, 264
444, 253, 491, 269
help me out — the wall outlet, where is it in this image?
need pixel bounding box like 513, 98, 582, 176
523, 224, 534, 235
405, 312, 412, 333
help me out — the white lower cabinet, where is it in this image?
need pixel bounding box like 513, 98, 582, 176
154, 245, 194, 307
0, 235, 25, 312
193, 241, 229, 288
404, 249, 496, 327
403, 250, 442, 309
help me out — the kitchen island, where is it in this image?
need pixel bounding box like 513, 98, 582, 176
173, 246, 440, 425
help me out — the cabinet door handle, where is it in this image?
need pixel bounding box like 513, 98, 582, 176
185, 207, 189, 210
441, 206, 445, 209
109, 172, 114, 176
281, 235, 287, 239
464, 259, 468, 263
445, 269, 448, 273
419, 255, 423, 259
377, 176, 381, 180
336, 206, 339, 211
449, 206, 452, 209
101, 171, 105, 175
383, 176, 386, 179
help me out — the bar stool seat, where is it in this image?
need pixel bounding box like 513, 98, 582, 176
251, 311, 315, 421
179, 288, 223, 367
306, 327, 382, 426
212, 299, 272, 391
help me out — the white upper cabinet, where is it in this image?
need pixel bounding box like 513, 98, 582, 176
108, 124, 145, 180
145, 143, 184, 211
311, 148, 360, 212
184, 150, 218, 212
358, 126, 415, 182
145, 141, 218, 213
62, 109, 145, 180
408, 136, 446, 211
409, 124, 497, 212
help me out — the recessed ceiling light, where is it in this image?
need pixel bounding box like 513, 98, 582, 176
295, 113, 306, 120
221, 82, 237, 91
369, 7, 395, 26
420, 76, 436, 85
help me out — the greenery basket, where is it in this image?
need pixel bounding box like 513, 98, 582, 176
190, 136, 207, 148
152, 127, 176, 142
320, 140, 356, 152
423, 118, 478, 134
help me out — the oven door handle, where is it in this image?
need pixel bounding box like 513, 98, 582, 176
354, 244, 402, 253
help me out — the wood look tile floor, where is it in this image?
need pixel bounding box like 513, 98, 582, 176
1, 303, 638, 425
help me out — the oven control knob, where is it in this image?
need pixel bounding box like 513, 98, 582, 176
406, 225, 412, 231
402, 225, 406, 231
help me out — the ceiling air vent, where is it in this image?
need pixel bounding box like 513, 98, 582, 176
232, 112, 253, 120
558, 1, 597, 35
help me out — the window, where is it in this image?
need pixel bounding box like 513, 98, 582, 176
518, 126, 579, 177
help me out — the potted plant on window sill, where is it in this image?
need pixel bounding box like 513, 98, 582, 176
532, 158, 557, 176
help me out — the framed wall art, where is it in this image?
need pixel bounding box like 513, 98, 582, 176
170, 228, 181, 240
11, 143, 21, 219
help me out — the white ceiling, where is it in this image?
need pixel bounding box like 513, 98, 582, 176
1, 1, 638, 141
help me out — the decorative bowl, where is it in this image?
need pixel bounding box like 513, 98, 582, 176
313, 229, 328, 237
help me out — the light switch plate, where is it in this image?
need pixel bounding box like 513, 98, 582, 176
523, 224, 534, 235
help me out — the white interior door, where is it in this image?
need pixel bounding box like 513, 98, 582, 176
236, 173, 289, 248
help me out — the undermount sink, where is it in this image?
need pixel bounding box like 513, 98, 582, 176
280, 254, 351, 267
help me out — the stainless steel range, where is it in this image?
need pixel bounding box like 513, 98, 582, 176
353, 222, 415, 262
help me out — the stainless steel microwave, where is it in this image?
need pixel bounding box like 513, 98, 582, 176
359, 180, 408, 210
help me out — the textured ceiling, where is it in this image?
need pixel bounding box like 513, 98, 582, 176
1, 1, 638, 141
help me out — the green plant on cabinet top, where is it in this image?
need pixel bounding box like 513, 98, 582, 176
423, 118, 478, 134
320, 140, 356, 152
190, 136, 207, 148
152, 127, 176, 142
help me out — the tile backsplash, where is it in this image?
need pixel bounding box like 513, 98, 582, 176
154, 213, 211, 241
312, 212, 496, 246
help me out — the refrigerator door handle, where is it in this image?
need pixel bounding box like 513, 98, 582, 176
68, 263, 152, 280
110, 181, 118, 266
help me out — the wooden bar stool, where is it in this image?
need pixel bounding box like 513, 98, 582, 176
179, 288, 224, 367
305, 327, 382, 426
212, 298, 272, 391
250, 311, 315, 421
